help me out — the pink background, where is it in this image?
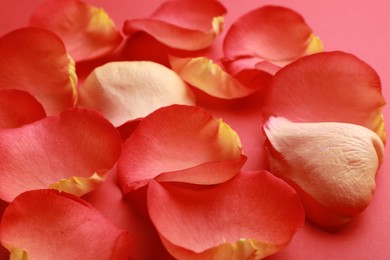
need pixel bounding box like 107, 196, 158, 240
1, 0, 390, 259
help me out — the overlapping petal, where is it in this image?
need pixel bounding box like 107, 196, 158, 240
117, 105, 246, 193
0, 27, 77, 115
264, 117, 384, 227
123, 0, 226, 50
169, 55, 272, 99
77, 61, 196, 126
262, 51, 386, 141
0, 108, 122, 202
29, 0, 123, 62
0, 189, 131, 259
223, 5, 323, 66
0, 89, 46, 128
148, 171, 305, 259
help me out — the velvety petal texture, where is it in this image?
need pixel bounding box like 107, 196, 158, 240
29, 0, 123, 61
123, 0, 226, 50
0, 108, 122, 202
117, 105, 246, 193
78, 61, 196, 126
169, 56, 272, 99
0, 89, 46, 128
262, 51, 386, 141
0, 27, 77, 115
264, 117, 384, 227
223, 5, 323, 66
148, 171, 305, 259
0, 189, 131, 259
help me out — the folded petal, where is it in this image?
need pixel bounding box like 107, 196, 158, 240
264, 117, 384, 227
78, 61, 195, 126
123, 0, 226, 50
0, 108, 122, 202
223, 5, 323, 66
0, 89, 46, 128
148, 171, 305, 259
262, 51, 386, 141
0, 27, 77, 115
117, 105, 246, 193
0, 189, 131, 259
169, 56, 272, 99
29, 0, 123, 61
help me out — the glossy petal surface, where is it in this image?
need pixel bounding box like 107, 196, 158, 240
262, 51, 386, 141
264, 117, 384, 227
0, 89, 46, 128
0, 108, 122, 202
117, 105, 246, 193
0, 189, 131, 260
0, 27, 77, 115
78, 61, 195, 126
148, 171, 305, 259
29, 0, 123, 61
223, 5, 323, 65
170, 56, 272, 99
123, 0, 226, 50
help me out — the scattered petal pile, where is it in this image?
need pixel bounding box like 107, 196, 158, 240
0, 0, 386, 259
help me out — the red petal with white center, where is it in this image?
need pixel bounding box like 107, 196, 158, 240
0, 27, 77, 115
0, 108, 122, 202
29, 0, 123, 62
117, 105, 246, 193
77, 61, 195, 126
0, 189, 131, 259
148, 171, 305, 259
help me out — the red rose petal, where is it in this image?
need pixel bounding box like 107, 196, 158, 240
0, 27, 77, 115
29, 0, 123, 62
264, 117, 384, 227
0, 89, 46, 128
262, 51, 386, 141
117, 105, 246, 193
223, 5, 322, 66
123, 0, 226, 50
78, 61, 195, 126
0, 189, 131, 259
148, 171, 305, 259
0, 108, 122, 202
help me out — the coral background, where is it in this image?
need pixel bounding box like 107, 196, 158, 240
1, 0, 390, 259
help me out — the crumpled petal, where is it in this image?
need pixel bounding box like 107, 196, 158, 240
0, 108, 122, 202
223, 5, 322, 66
263, 117, 384, 227
0, 189, 131, 259
29, 0, 123, 62
0, 89, 46, 128
117, 105, 246, 193
77, 61, 196, 126
148, 171, 305, 259
262, 51, 386, 141
169, 55, 272, 99
123, 0, 226, 50
0, 27, 77, 115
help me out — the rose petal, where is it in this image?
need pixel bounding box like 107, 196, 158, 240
223, 5, 323, 66
263, 117, 384, 227
0, 89, 46, 128
29, 0, 123, 62
0, 27, 77, 115
148, 171, 304, 259
123, 0, 226, 50
0, 189, 131, 259
0, 108, 122, 202
77, 61, 196, 126
262, 51, 386, 141
117, 105, 246, 193
169, 55, 272, 99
